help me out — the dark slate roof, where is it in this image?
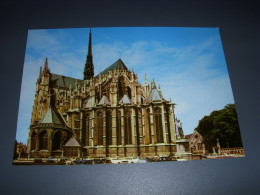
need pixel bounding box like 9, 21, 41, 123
64, 137, 81, 147
145, 88, 164, 103
50, 73, 85, 89
95, 58, 128, 78
98, 95, 111, 105
50, 59, 127, 85
119, 94, 131, 105
39, 107, 67, 125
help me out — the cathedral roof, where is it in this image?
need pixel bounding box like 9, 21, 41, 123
39, 106, 67, 125
64, 137, 81, 147
119, 94, 131, 105
50, 73, 84, 89
145, 88, 164, 103
98, 95, 111, 106
49, 59, 128, 88
95, 58, 128, 78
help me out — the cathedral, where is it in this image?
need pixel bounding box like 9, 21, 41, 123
27, 29, 188, 158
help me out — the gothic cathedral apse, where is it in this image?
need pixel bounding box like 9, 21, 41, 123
27, 29, 186, 159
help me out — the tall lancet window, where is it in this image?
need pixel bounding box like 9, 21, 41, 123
155, 108, 163, 143
106, 111, 112, 145
127, 86, 131, 101
97, 112, 103, 145
31, 131, 37, 151
116, 111, 122, 145
74, 114, 80, 129
118, 76, 124, 101
147, 108, 152, 144
52, 131, 61, 151
85, 114, 90, 146
50, 89, 56, 107
125, 110, 132, 144
39, 130, 48, 150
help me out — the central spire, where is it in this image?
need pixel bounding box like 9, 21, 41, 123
84, 28, 94, 80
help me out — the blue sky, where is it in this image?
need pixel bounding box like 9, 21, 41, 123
16, 27, 234, 145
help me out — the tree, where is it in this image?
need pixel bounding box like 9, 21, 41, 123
195, 104, 243, 152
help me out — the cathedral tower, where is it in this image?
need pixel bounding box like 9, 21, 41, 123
84, 28, 94, 80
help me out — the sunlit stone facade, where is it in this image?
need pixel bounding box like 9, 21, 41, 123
27, 30, 181, 158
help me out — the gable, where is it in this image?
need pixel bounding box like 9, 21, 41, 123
95, 58, 128, 78
39, 107, 67, 126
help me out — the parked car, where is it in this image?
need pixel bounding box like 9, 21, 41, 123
93, 157, 106, 164
85, 159, 94, 165
34, 158, 42, 163
158, 156, 177, 162
71, 158, 88, 165
119, 160, 129, 164
146, 157, 157, 162
105, 159, 112, 164
138, 159, 148, 163
111, 157, 139, 164
66, 159, 74, 165
124, 157, 139, 163
111, 158, 123, 164
47, 156, 56, 163
58, 158, 67, 165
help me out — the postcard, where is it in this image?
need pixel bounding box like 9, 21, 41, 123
13, 27, 244, 165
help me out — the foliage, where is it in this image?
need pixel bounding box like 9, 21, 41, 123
195, 104, 243, 152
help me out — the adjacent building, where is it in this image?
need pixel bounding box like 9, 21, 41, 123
185, 131, 206, 155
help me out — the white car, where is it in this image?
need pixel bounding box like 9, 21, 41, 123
111, 157, 139, 164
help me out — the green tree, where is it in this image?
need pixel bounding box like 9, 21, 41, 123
195, 104, 243, 152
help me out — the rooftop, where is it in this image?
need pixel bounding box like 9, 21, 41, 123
39, 107, 67, 126
95, 58, 128, 78
64, 137, 81, 147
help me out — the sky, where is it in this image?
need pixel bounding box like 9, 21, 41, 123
15, 27, 234, 145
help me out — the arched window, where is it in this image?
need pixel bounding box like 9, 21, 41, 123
95, 88, 100, 103
137, 108, 142, 137
85, 114, 89, 146
107, 87, 110, 102
147, 108, 152, 144
74, 113, 80, 129
31, 131, 37, 151
74, 113, 81, 138
125, 110, 132, 144
154, 108, 163, 143
50, 89, 56, 107
52, 131, 62, 151
127, 86, 131, 101
106, 110, 112, 145
116, 111, 122, 145
39, 130, 48, 150
97, 112, 103, 145
118, 76, 124, 101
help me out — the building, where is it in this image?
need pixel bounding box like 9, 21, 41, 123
14, 140, 28, 159
185, 131, 206, 155
27, 29, 185, 158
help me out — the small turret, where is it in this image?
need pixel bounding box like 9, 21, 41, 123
41, 58, 50, 85
43, 57, 49, 74
37, 66, 42, 83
